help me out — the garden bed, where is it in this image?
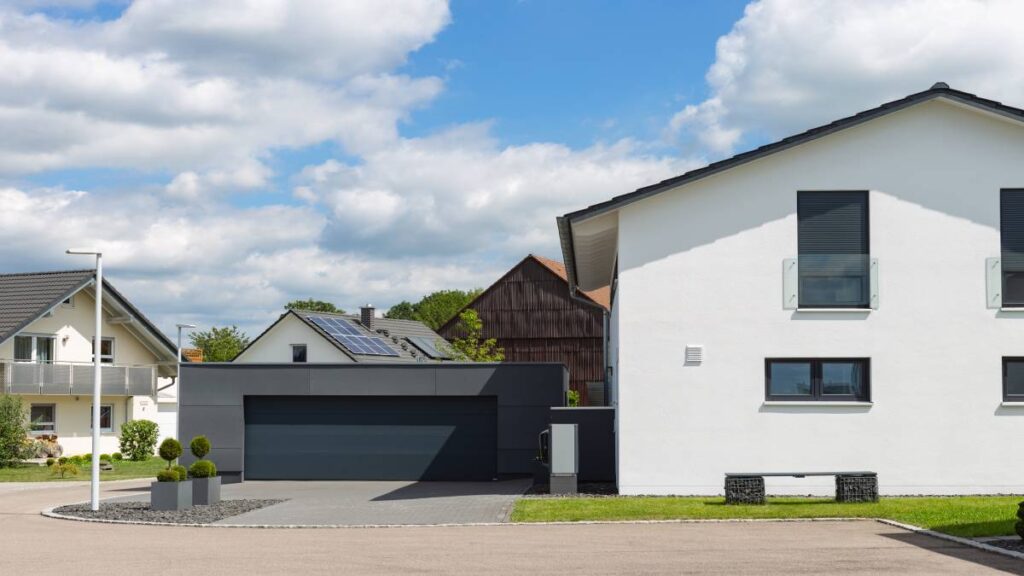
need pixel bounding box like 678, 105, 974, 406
51, 499, 284, 524
0, 458, 165, 482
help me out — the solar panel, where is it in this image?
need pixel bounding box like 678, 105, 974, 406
406, 335, 452, 359
306, 315, 400, 356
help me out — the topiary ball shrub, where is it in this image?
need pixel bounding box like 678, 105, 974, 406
172, 465, 188, 481
99, 453, 111, 462
45, 457, 55, 467
156, 469, 180, 483
158, 438, 183, 467
119, 419, 159, 461
112, 452, 123, 461
188, 459, 217, 478
190, 436, 211, 459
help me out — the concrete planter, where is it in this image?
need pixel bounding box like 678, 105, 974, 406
191, 476, 221, 505
151, 480, 192, 511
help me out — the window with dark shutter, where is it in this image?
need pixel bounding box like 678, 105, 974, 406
797, 191, 870, 308
1001, 189, 1024, 306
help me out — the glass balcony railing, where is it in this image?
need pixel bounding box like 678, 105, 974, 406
0, 360, 156, 396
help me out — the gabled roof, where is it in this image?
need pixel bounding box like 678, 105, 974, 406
236, 308, 450, 363
0, 269, 178, 362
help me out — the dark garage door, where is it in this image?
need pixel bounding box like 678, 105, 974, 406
244, 396, 497, 481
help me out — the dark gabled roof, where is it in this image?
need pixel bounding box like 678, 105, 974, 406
0, 270, 94, 343
558, 83, 1024, 289
0, 269, 178, 359
235, 308, 450, 363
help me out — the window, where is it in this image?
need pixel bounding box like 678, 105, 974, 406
1001, 190, 1024, 306
91, 337, 114, 364
1003, 358, 1024, 401
14, 335, 55, 363
61, 295, 74, 307
798, 191, 870, 308
291, 344, 307, 363
30, 404, 55, 433
91, 405, 113, 432
765, 359, 870, 401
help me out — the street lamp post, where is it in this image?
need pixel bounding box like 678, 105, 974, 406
175, 324, 196, 444
66, 248, 103, 511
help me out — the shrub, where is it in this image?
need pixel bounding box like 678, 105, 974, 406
45, 457, 55, 467
158, 438, 183, 468
82, 453, 92, 462
112, 452, 123, 461
1016, 501, 1024, 541
172, 465, 188, 481
49, 460, 78, 479
0, 395, 31, 467
156, 469, 180, 483
189, 436, 211, 459
567, 390, 580, 407
99, 453, 111, 462
188, 459, 217, 478
68, 455, 84, 465
57, 456, 68, 465
119, 420, 159, 461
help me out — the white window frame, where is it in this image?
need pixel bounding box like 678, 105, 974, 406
29, 403, 56, 435
91, 337, 115, 364
291, 343, 308, 363
14, 333, 56, 363
91, 404, 113, 433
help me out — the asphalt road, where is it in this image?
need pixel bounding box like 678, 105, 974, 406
1, 480, 1021, 575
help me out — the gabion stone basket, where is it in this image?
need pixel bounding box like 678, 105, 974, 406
725, 476, 766, 505
835, 475, 878, 503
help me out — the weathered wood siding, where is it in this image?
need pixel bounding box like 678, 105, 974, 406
439, 258, 605, 404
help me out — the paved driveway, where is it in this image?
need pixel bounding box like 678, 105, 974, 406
212, 479, 532, 525
3, 482, 1023, 575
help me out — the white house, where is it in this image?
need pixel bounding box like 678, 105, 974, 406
235, 306, 452, 363
558, 83, 1024, 496
0, 270, 180, 455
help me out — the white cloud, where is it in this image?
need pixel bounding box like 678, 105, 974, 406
671, 0, 1024, 155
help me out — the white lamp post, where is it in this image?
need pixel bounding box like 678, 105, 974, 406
66, 248, 103, 511
175, 324, 195, 444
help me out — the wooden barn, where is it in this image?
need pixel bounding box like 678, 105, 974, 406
438, 254, 609, 405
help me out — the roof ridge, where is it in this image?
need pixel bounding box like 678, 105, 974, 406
0, 269, 94, 278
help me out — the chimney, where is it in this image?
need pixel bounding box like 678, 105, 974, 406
360, 304, 375, 331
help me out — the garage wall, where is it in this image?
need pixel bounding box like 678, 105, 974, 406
179, 363, 568, 481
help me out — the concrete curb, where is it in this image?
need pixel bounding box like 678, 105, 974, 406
875, 518, 1024, 561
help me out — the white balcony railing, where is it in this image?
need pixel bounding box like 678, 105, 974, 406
0, 360, 156, 396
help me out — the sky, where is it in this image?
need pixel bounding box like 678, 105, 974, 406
4, 0, 1024, 339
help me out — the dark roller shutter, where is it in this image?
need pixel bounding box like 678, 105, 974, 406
1001, 189, 1024, 306
244, 396, 497, 481
797, 191, 869, 308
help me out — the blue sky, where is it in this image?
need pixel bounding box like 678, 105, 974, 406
2, 0, 1021, 337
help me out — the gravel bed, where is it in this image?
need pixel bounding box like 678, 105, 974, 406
984, 538, 1024, 554
53, 499, 284, 524
524, 483, 619, 498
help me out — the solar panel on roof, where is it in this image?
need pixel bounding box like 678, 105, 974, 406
405, 335, 452, 359
306, 315, 400, 357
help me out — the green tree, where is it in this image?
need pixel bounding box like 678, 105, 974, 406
449, 309, 504, 362
383, 300, 417, 321
285, 298, 344, 314
190, 325, 251, 362
0, 395, 30, 467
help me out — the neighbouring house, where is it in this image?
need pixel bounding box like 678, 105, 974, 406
0, 270, 179, 455
437, 254, 610, 405
234, 306, 452, 363
558, 83, 1024, 496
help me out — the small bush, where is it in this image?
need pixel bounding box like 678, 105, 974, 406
172, 465, 188, 481
45, 457, 55, 467
188, 459, 217, 478
119, 420, 159, 461
82, 453, 92, 462
156, 469, 180, 483
49, 460, 78, 479
189, 436, 211, 459
99, 453, 111, 462
158, 438, 183, 467
112, 452, 123, 461
57, 456, 68, 465
567, 390, 580, 407
68, 455, 84, 465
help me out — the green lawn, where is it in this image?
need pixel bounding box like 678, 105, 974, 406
0, 458, 166, 482
511, 496, 1024, 538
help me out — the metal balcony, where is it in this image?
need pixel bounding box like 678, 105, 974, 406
0, 360, 156, 396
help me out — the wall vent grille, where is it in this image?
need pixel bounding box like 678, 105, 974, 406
685, 345, 703, 365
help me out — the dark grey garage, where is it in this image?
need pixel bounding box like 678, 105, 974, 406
178, 363, 567, 482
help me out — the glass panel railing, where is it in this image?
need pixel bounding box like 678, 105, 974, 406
798, 254, 871, 308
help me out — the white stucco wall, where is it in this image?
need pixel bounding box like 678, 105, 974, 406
234, 313, 353, 363
614, 99, 1024, 495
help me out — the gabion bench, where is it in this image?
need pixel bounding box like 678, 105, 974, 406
725, 472, 878, 504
